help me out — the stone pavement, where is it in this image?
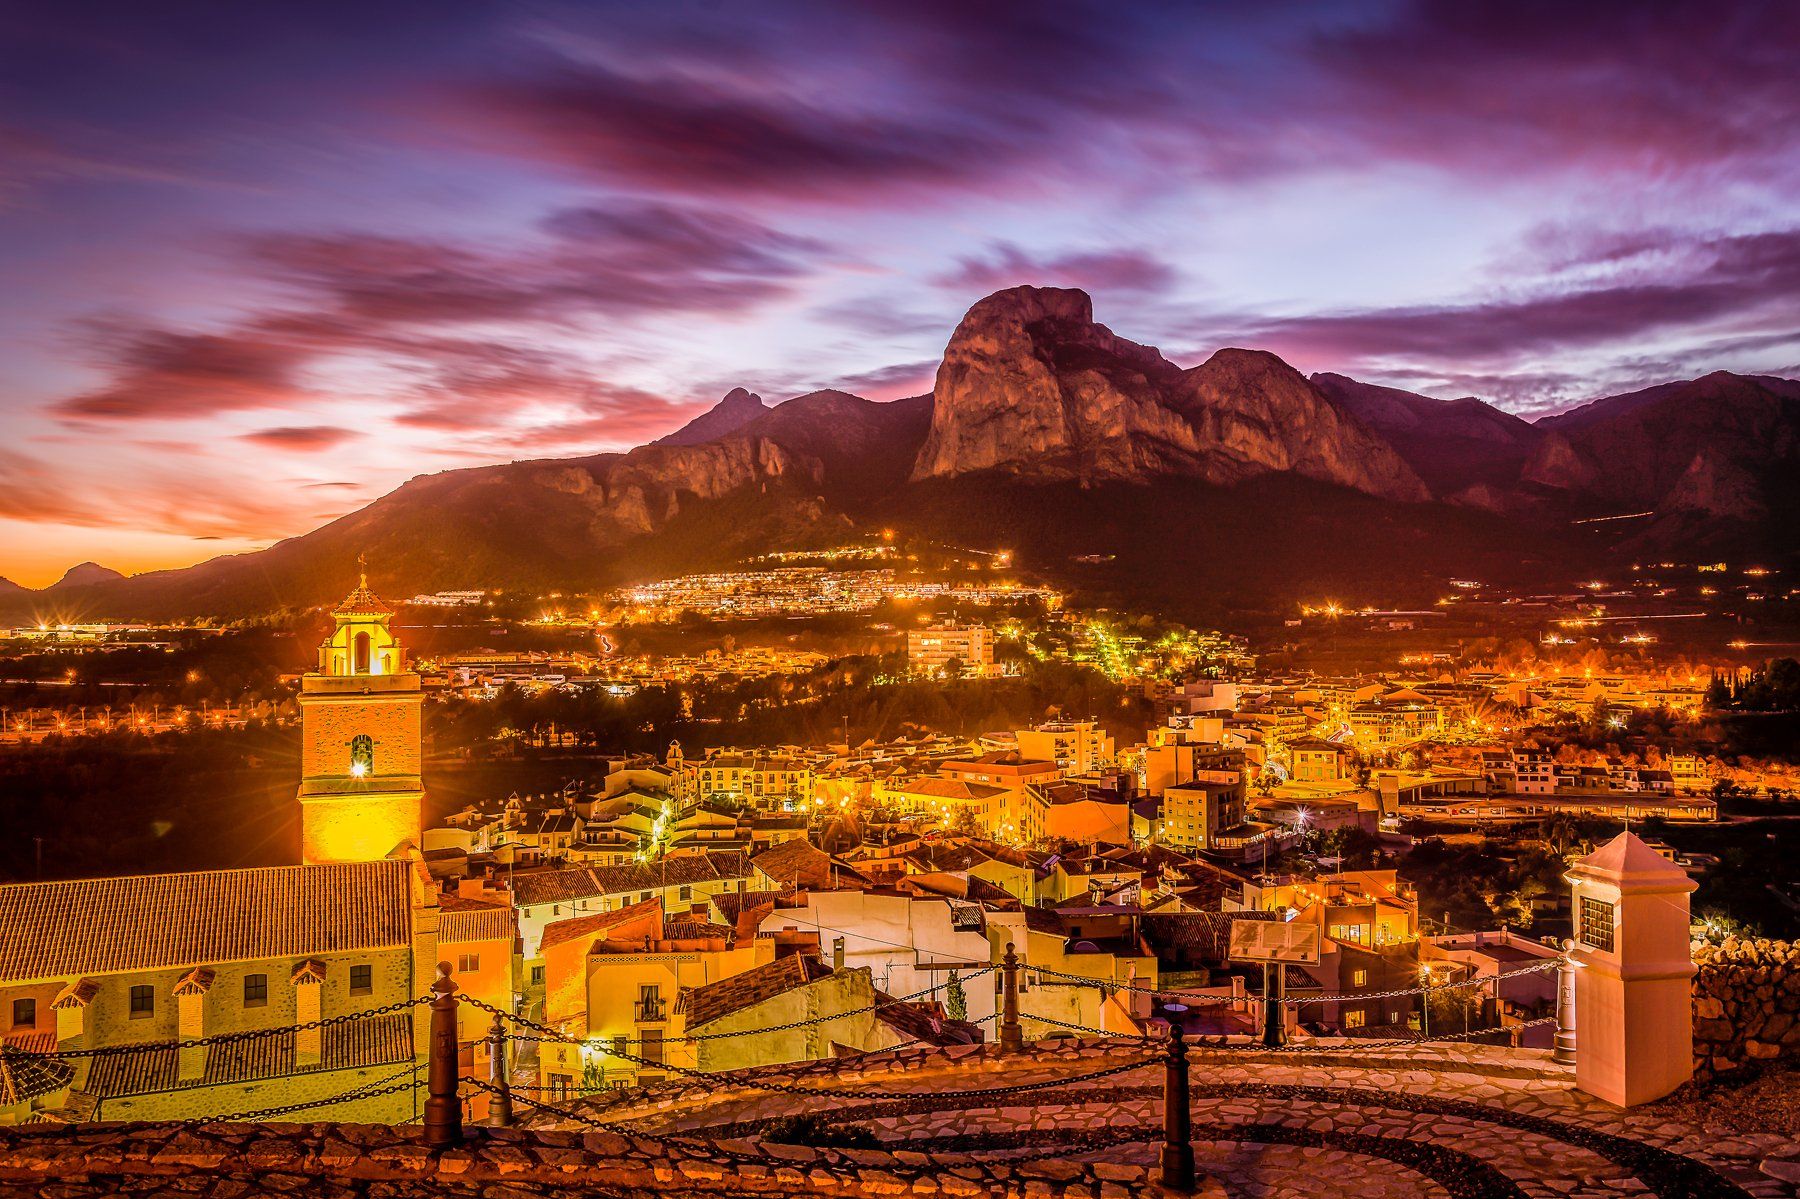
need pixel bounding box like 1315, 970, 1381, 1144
526, 1038, 1800, 1199
1, 1039, 1795, 1198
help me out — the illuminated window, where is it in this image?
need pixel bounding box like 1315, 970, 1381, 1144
1579, 897, 1616, 953
1344, 1009, 1367, 1028
11, 998, 35, 1028
350, 734, 373, 778
1352, 969, 1369, 988
129, 985, 154, 1018
349, 964, 373, 996
243, 974, 268, 1007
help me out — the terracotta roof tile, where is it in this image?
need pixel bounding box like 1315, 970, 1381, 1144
538, 898, 662, 953
679, 954, 833, 1028
0, 861, 414, 982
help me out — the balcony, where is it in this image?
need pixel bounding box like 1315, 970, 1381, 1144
634, 998, 667, 1023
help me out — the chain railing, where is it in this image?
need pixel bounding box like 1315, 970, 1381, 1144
1027, 954, 1562, 1005
464, 990, 1156, 1105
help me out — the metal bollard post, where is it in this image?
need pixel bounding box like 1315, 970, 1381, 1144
1261, 961, 1284, 1048
423, 962, 462, 1149
1159, 1003, 1195, 1193
999, 942, 1024, 1053
1552, 940, 1578, 1066
487, 1012, 514, 1127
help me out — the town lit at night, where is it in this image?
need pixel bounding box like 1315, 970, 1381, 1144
0, 4, 1797, 1196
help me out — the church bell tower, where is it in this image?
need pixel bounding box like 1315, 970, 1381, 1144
298, 566, 423, 864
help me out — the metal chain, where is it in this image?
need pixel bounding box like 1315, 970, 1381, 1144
6, 996, 431, 1061
466, 1076, 1158, 1167
1178, 1015, 1559, 1054
464, 969, 992, 1047
1028, 956, 1561, 1005
78, 1062, 424, 1127
1008, 1012, 1556, 1054
464, 1077, 772, 1165
468, 993, 1157, 1101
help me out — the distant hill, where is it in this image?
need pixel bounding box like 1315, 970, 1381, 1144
49, 562, 125, 589
5, 286, 1797, 622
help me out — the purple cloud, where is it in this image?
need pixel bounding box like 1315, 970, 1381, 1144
239, 425, 360, 451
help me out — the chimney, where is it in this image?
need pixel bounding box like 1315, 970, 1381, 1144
832, 936, 846, 970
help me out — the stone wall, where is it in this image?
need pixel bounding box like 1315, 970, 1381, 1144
1691, 937, 1800, 1078
0, 1120, 1154, 1198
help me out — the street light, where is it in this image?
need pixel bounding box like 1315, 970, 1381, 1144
1419, 964, 1432, 1038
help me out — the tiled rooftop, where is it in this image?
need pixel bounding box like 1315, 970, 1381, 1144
0, 860, 415, 981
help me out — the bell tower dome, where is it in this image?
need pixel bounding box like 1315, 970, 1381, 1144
298, 564, 424, 864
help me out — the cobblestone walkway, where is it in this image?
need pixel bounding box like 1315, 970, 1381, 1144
532, 1041, 1800, 1199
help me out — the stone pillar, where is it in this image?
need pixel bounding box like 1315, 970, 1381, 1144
1566, 832, 1696, 1106
999, 942, 1024, 1053
1552, 940, 1577, 1066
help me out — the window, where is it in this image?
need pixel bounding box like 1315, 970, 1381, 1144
611, 1035, 628, 1059
243, 974, 268, 1007
678, 885, 692, 902
1344, 1009, 1367, 1029
129, 985, 154, 1018
1579, 897, 1616, 953
457, 953, 480, 974
530, 965, 545, 987
12, 997, 36, 1028
640, 1028, 664, 1064
349, 964, 373, 996
1351, 969, 1368, 988
349, 733, 373, 777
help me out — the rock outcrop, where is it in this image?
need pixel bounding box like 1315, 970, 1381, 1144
912, 286, 1428, 501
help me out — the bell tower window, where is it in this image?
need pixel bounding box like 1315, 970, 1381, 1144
350, 734, 373, 778
353, 631, 372, 674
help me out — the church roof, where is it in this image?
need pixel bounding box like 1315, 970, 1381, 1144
0, 860, 415, 981
333, 583, 394, 618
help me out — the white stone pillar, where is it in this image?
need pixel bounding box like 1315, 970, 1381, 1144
1552, 939, 1577, 1065
1566, 832, 1696, 1106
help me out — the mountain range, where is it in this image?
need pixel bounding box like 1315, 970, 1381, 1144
10, 285, 1800, 622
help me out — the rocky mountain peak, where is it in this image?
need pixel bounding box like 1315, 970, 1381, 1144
911, 286, 1426, 501
654, 387, 770, 447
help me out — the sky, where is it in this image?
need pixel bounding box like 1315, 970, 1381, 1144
2, 0, 1798, 587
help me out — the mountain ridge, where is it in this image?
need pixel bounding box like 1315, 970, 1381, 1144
8, 286, 1799, 621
